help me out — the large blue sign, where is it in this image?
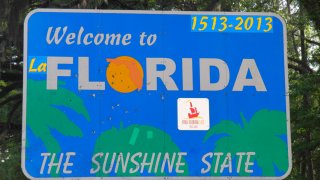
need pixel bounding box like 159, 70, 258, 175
23, 9, 291, 179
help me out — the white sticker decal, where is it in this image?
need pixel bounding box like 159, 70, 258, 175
177, 98, 210, 130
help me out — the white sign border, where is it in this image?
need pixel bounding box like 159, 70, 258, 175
22, 8, 292, 180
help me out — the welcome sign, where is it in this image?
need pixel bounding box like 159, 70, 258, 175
22, 9, 291, 179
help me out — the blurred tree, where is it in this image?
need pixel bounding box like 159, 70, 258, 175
285, 1, 320, 179
299, 0, 320, 31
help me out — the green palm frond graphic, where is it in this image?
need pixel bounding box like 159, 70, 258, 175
204, 110, 288, 176
26, 80, 90, 152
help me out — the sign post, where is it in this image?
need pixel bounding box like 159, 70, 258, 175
23, 9, 291, 179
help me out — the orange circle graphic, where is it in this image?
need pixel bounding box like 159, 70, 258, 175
106, 56, 144, 93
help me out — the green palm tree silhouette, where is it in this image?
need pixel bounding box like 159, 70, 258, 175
26, 80, 90, 153
93, 124, 189, 177
204, 109, 289, 176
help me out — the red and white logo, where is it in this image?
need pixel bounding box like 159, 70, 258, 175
177, 98, 210, 130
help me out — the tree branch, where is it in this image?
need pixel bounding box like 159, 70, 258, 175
305, 37, 320, 46
294, 34, 320, 46
0, 81, 22, 99
0, 94, 22, 108
288, 56, 314, 73
288, 63, 306, 73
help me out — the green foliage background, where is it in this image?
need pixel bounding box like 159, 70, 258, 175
0, 0, 319, 179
